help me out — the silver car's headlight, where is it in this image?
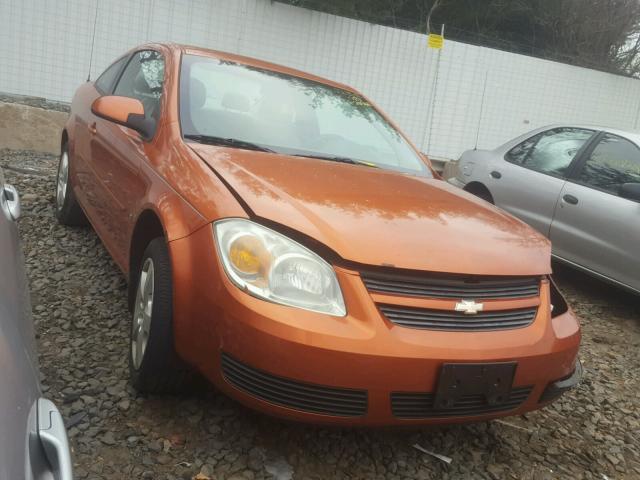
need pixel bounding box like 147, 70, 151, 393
214, 219, 346, 316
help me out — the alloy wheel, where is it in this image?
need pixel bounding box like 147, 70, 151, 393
56, 151, 69, 209
131, 258, 155, 370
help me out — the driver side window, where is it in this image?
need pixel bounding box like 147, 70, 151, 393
113, 50, 165, 136
505, 128, 593, 178
576, 133, 640, 195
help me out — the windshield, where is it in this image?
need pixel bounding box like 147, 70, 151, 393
180, 55, 430, 176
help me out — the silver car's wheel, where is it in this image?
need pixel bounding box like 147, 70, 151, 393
131, 258, 154, 370
56, 151, 69, 210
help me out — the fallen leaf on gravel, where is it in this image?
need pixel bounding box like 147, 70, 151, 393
265, 457, 294, 480
65, 411, 87, 428
192, 474, 212, 480
162, 439, 171, 453
169, 433, 186, 446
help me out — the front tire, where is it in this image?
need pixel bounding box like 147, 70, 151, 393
55, 144, 88, 226
129, 237, 193, 393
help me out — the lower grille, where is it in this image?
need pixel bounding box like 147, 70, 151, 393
380, 305, 537, 331
391, 386, 533, 419
221, 353, 367, 417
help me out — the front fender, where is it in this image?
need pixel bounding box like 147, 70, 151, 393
133, 159, 207, 244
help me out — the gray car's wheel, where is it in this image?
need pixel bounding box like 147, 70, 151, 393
55, 144, 88, 226
465, 183, 494, 204
129, 237, 193, 393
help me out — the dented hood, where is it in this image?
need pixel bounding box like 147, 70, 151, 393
190, 144, 551, 276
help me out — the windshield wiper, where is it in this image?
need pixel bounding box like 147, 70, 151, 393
184, 134, 274, 153
293, 153, 379, 168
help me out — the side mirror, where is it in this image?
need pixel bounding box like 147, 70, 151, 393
91, 96, 154, 139
619, 183, 640, 202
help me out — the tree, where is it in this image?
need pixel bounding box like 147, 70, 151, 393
279, 0, 640, 77
282, 0, 411, 28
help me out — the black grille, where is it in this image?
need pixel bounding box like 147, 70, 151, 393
221, 353, 367, 417
380, 305, 537, 331
362, 272, 540, 300
391, 386, 533, 418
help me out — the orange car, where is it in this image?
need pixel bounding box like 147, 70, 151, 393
57, 43, 581, 425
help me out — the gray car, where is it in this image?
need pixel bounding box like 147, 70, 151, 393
448, 125, 640, 294
0, 167, 73, 480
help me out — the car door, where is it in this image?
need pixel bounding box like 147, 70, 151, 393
489, 127, 596, 236
87, 50, 165, 266
0, 170, 37, 480
0, 174, 73, 480
550, 132, 640, 292
73, 54, 129, 214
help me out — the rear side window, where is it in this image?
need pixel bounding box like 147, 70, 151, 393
505, 128, 593, 178
576, 133, 640, 195
95, 56, 127, 94
113, 50, 165, 134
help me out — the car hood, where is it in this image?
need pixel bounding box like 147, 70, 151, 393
190, 145, 551, 275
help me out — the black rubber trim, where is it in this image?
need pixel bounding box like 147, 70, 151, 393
362, 271, 540, 300
539, 359, 583, 403
391, 386, 533, 419
221, 353, 368, 417
380, 305, 537, 331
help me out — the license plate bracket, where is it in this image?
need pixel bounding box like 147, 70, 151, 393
434, 362, 517, 409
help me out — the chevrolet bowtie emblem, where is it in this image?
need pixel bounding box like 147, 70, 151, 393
455, 300, 484, 315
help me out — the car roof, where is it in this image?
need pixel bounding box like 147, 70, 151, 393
154, 42, 358, 94
537, 124, 640, 144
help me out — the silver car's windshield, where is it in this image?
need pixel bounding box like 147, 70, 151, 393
179, 55, 430, 176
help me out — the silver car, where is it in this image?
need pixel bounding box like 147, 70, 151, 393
448, 125, 640, 294
0, 167, 73, 480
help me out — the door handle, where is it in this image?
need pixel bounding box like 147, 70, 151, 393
88, 122, 97, 135
38, 399, 73, 480
490, 170, 502, 179
563, 194, 579, 205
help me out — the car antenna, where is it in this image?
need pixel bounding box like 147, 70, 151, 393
474, 70, 489, 150
86, 0, 99, 82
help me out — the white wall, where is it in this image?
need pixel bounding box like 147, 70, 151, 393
2, 0, 640, 160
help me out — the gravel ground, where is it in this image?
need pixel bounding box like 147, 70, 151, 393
2, 148, 639, 480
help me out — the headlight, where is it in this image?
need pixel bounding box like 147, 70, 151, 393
214, 219, 346, 316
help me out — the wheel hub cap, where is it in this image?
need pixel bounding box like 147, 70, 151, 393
56, 152, 69, 209
132, 258, 154, 370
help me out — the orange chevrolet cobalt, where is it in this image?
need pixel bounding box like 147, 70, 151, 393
57, 43, 581, 425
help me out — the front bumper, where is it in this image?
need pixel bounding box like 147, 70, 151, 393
169, 225, 581, 425
539, 358, 583, 403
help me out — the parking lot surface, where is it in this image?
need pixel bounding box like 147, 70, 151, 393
3, 149, 640, 480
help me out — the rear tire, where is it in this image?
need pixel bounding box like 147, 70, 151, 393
129, 237, 193, 393
55, 144, 88, 226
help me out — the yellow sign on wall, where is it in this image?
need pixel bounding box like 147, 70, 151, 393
428, 33, 444, 49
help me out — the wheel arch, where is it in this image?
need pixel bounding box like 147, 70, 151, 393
463, 181, 494, 204
128, 208, 167, 310
60, 129, 69, 151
